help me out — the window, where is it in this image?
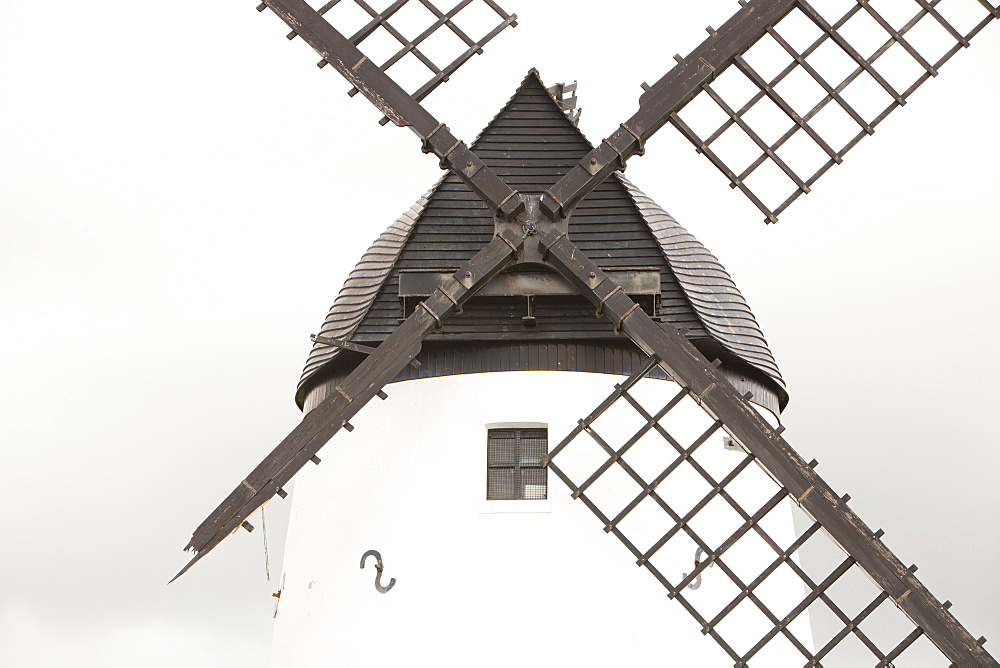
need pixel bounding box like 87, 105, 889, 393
486, 427, 547, 500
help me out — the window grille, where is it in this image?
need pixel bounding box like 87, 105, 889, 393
487, 427, 547, 500
665, 0, 1000, 223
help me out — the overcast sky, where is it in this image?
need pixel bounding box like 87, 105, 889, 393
1, 1, 997, 665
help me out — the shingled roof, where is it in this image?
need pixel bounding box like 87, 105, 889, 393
298, 71, 787, 413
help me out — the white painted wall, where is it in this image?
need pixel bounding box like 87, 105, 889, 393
270, 371, 811, 667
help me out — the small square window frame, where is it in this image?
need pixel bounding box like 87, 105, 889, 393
479, 422, 552, 514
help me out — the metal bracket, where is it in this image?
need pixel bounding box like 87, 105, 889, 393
683, 547, 713, 590
416, 300, 443, 329
494, 194, 566, 266
420, 122, 447, 154
496, 190, 521, 221
620, 123, 645, 156
601, 138, 628, 172
522, 294, 536, 328
360, 549, 396, 593
615, 303, 640, 334
438, 140, 462, 169
435, 285, 463, 315
595, 285, 624, 319
463, 159, 481, 179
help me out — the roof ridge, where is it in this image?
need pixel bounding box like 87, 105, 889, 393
469, 69, 594, 151
295, 73, 787, 414
296, 72, 594, 407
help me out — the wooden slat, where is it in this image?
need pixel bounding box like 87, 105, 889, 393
299, 70, 786, 411
539, 229, 998, 667
175, 230, 524, 580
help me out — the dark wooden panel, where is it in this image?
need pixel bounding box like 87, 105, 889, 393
298, 70, 786, 413
304, 339, 778, 417
345, 67, 709, 355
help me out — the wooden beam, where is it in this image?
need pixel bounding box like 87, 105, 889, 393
539, 0, 799, 221
174, 228, 524, 581
538, 228, 998, 667
260, 0, 524, 220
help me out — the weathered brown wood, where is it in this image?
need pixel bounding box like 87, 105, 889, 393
538, 229, 998, 667
310, 334, 421, 369
299, 73, 782, 409
309, 334, 378, 355
539, 0, 799, 221
173, 229, 524, 581
399, 268, 659, 298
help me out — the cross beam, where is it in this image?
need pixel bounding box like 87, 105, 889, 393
260, 0, 525, 220
539, 0, 799, 221
536, 228, 998, 667
177, 3, 998, 663
173, 228, 524, 581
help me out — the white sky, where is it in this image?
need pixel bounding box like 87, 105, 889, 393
0, 1, 997, 665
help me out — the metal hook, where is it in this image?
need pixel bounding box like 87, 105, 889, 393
360, 549, 396, 593
683, 547, 712, 590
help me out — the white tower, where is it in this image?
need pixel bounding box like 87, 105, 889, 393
269, 73, 812, 667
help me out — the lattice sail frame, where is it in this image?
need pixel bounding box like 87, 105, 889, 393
668, 0, 1000, 222
274, 0, 517, 124
179, 0, 999, 663
535, 236, 997, 666
547, 357, 942, 666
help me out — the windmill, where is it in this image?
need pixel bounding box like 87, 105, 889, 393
174, 0, 1000, 665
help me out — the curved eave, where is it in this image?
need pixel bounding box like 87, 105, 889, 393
295, 186, 789, 412
295, 188, 433, 407
295, 70, 787, 413
618, 174, 787, 409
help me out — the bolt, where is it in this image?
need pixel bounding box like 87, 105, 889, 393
590, 158, 597, 165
